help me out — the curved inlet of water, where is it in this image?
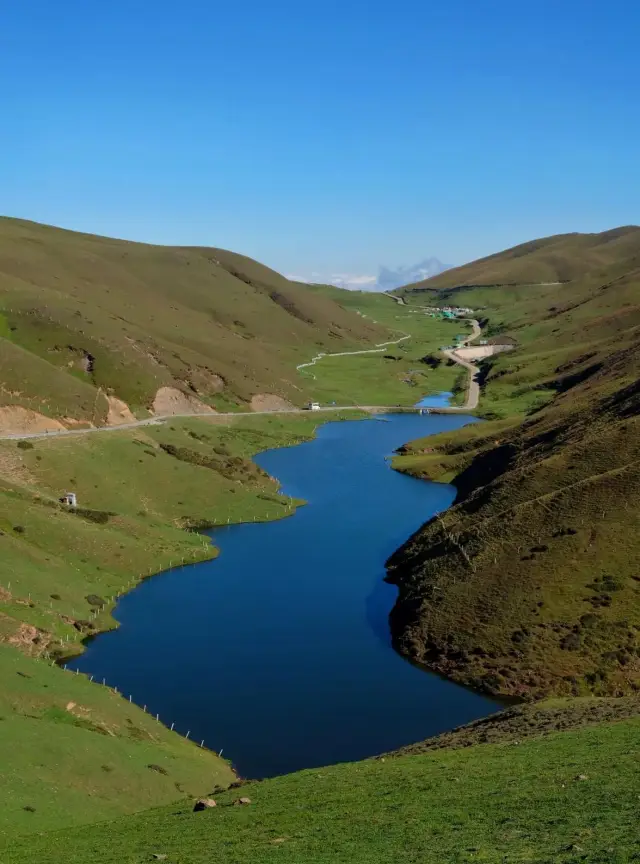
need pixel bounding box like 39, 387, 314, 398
414, 391, 454, 408
70, 413, 498, 778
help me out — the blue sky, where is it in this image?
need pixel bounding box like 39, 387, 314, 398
2, 0, 638, 280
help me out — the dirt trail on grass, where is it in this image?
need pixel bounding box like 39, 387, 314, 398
382, 292, 407, 305
442, 348, 481, 411
432, 318, 482, 411
296, 331, 411, 379
442, 319, 517, 411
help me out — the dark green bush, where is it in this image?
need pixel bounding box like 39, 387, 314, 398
72, 508, 114, 525
86, 594, 106, 607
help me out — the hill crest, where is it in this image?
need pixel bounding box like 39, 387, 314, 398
398, 226, 640, 291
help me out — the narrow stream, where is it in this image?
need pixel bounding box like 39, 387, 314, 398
70, 412, 498, 778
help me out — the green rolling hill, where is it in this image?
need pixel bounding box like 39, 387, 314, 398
389, 228, 640, 699
398, 226, 640, 290
0, 217, 385, 426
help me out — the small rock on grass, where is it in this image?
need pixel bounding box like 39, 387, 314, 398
234, 797, 252, 805
152, 855, 168, 861
193, 798, 217, 811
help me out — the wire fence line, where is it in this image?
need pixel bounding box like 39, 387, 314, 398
52, 660, 223, 754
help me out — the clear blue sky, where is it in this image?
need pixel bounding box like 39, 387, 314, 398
2, 0, 638, 276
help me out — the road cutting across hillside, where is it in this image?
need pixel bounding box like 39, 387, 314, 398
0, 302, 493, 439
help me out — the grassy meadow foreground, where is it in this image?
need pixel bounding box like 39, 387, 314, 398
4, 700, 638, 863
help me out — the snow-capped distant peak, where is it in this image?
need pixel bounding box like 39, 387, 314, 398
376, 258, 448, 290
288, 258, 448, 291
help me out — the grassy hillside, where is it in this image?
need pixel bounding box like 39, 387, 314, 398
3, 702, 638, 863
298, 287, 471, 404
0, 218, 477, 422
398, 226, 640, 290
0, 218, 386, 423
0, 411, 360, 835
0, 644, 235, 838
387, 229, 640, 699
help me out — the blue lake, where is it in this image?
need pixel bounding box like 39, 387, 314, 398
70, 413, 498, 778
415, 391, 454, 408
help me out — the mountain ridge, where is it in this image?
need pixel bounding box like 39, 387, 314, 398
397, 227, 640, 291
388, 227, 640, 699
0, 216, 386, 430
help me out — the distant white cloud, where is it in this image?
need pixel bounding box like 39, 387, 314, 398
328, 274, 378, 290
287, 272, 378, 291
288, 257, 448, 292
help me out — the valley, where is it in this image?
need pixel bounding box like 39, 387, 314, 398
0, 221, 638, 862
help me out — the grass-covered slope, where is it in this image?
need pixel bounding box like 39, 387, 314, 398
4, 704, 638, 863
387, 231, 640, 699
0, 218, 385, 423
388, 694, 640, 755
399, 226, 640, 290
0, 645, 235, 838
298, 289, 470, 405
0, 412, 357, 835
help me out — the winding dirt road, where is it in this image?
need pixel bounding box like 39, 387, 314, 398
443, 318, 483, 411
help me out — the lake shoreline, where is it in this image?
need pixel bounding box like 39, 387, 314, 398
68, 411, 498, 779
55, 402, 460, 668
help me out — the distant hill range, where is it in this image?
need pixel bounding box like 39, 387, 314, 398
0, 217, 386, 431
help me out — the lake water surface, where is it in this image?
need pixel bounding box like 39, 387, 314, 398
71, 413, 498, 778
415, 391, 454, 408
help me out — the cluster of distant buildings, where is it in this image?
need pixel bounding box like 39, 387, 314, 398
409, 305, 474, 320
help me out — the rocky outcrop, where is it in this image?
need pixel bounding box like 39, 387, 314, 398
152, 387, 216, 417
250, 394, 295, 412
106, 396, 136, 426
0, 407, 66, 434
193, 798, 217, 811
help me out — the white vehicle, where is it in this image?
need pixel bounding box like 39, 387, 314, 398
307, 402, 321, 411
